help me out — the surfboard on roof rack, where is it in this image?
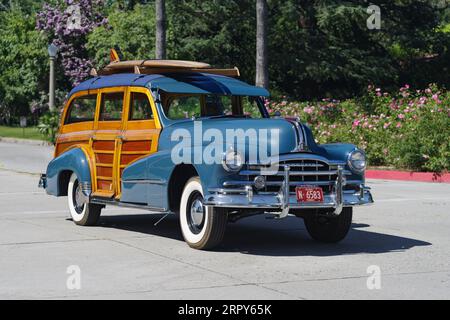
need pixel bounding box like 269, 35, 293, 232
91, 48, 240, 77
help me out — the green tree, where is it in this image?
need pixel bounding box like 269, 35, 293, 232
167, 0, 256, 84
163, 0, 448, 99
87, 3, 156, 68
267, 0, 449, 99
0, 8, 47, 124
0, 0, 45, 13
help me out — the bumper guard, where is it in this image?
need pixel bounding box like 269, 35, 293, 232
205, 165, 374, 218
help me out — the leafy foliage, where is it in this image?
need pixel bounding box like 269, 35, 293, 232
0, 8, 47, 124
37, 110, 61, 143
36, 0, 107, 85
87, 3, 155, 68
270, 84, 450, 172
0, 0, 449, 173
167, 0, 257, 84
267, 0, 449, 99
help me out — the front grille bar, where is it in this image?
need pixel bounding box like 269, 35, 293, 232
239, 169, 352, 176
223, 179, 362, 187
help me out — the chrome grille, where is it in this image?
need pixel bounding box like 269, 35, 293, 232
246, 159, 337, 193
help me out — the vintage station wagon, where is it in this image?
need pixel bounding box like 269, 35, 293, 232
39, 55, 373, 250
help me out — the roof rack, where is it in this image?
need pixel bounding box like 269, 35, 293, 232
92, 49, 240, 77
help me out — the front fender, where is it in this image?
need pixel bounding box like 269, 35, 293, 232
318, 143, 364, 180
121, 148, 232, 208
318, 143, 357, 163
46, 147, 92, 196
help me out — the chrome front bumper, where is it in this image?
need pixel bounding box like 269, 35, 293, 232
204, 165, 374, 218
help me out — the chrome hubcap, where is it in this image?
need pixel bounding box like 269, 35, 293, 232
190, 199, 204, 227
73, 181, 85, 214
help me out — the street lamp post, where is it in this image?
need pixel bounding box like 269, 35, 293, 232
48, 44, 58, 112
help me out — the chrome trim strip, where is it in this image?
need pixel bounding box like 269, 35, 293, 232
299, 123, 308, 151
290, 120, 305, 152
248, 154, 341, 166
209, 188, 250, 194
249, 162, 324, 169
91, 197, 168, 212
239, 169, 352, 176
223, 179, 363, 187
122, 179, 166, 185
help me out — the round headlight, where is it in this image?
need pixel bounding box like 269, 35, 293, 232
348, 149, 366, 173
222, 150, 243, 172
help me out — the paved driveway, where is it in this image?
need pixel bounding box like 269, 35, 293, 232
0, 141, 449, 299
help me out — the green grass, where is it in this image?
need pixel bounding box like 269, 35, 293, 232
0, 125, 46, 140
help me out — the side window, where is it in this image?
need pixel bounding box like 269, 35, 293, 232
166, 96, 201, 120
204, 95, 232, 116
129, 92, 153, 121
99, 92, 124, 121
65, 94, 97, 124
241, 96, 263, 118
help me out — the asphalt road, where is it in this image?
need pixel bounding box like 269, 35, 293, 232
0, 141, 449, 300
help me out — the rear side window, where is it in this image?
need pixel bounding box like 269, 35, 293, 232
65, 95, 97, 124
99, 92, 124, 121
129, 92, 153, 120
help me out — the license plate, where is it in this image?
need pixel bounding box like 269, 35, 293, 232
296, 187, 324, 203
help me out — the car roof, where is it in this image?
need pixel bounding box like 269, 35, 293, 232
69, 73, 270, 98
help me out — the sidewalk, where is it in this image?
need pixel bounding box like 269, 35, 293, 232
0, 140, 53, 174
0, 136, 52, 146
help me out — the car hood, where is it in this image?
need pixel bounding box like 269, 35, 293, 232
160, 118, 298, 159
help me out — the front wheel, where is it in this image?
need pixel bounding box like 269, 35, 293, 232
67, 173, 102, 226
179, 177, 228, 250
304, 207, 353, 243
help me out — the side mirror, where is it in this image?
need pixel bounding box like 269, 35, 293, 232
273, 111, 282, 118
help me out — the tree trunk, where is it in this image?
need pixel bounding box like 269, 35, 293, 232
155, 0, 167, 60
255, 0, 268, 89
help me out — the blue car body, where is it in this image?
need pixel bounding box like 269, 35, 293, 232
42, 71, 373, 217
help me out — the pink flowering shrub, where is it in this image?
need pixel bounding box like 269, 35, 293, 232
269, 84, 450, 173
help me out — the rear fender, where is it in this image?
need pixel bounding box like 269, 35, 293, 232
45, 146, 93, 196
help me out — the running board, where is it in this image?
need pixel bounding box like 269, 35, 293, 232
91, 197, 169, 213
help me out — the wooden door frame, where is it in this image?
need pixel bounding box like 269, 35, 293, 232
114, 87, 162, 198
91, 87, 127, 197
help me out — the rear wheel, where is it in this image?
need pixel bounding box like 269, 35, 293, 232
179, 177, 228, 250
67, 173, 102, 226
304, 207, 353, 243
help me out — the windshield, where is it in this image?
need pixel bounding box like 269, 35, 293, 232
160, 93, 268, 120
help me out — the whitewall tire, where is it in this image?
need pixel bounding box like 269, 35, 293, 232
67, 173, 102, 226
179, 177, 227, 250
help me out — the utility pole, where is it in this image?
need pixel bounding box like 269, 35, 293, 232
48, 44, 58, 112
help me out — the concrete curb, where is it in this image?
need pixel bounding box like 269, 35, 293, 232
0, 137, 52, 146
366, 169, 450, 183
